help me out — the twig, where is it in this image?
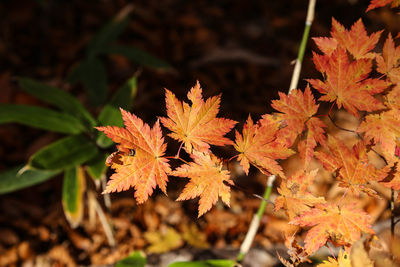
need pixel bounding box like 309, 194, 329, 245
391, 189, 395, 237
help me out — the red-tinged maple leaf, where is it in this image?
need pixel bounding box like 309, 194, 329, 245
275, 169, 326, 220
233, 115, 294, 177
160, 81, 237, 153
367, 0, 400, 11
290, 203, 374, 255
271, 86, 326, 167
357, 110, 400, 163
376, 33, 400, 83
172, 151, 233, 217
312, 37, 338, 56
314, 136, 389, 197
96, 109, 171, 204
331, 18, 382, 59
298, 117, 327, 167
308, 47, 388, 117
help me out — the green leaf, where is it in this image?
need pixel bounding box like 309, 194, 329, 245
96, 75, 137, 148
109, 75, 138, 109
0, 165, 60, 194
86, 17, 129, 59
29, 135, 98, 170
167, 260, 236, 267
68, 58, 107, 106
103, 45, 171, 69
62, 166, 86, 228
0, 104, 86, 134
86, 152, 109, 180
18, 77, 96, 128
115, 251, 147, 267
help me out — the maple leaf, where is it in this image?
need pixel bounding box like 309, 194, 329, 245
308, 47, 388, 117
275, 169, 326, 220
172, 151, 233, 217
376, 33, 400, 83
160, 81, 237, 153
357, 110, 400, 163
314, 135, 389, 197
312, 37, 338, 56
271, 86, 326, 167
233, 115, 294, 177
316, 250, 351, 267
367, 0, 400, 11
96, 109, 171, 203
290, 203, 374, 255
330, 18, 382, 59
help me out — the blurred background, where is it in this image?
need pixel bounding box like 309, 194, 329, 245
0, 0, 399, 266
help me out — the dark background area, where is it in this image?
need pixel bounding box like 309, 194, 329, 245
0, 0, 399, 265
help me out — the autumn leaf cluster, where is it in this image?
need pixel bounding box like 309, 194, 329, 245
97, 1, 400, 265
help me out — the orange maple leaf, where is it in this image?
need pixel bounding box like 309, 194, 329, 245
290, 203, 374, 255
172, 151, 233, 217
330, 18, 382, 60
233, 115, 294, 177
367, 0, 400, 11
376, 33, 400, 83
308, 47, 388, 117
160, 81, 237, 153
357, 110, 400, 163
312, 37, 338, 56
315, 136, 389, 197
275, 169, 326, 220
271, 86, 326, 167
96, 109, 171, 203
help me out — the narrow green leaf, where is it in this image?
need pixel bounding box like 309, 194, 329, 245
18, 77, 96, 128
86, 152, 109, 180
103, 45, 171, 69
0, 104, 85, 134
86, 17, 129, 58
62, 166, 86, 228
68, 58, 107, 106
115, 251, 146, 267
29, 135, 98, 170
109, 75, 138, 109
0, 165, 60, 194
167, 260, 236, 267
96, 75, 137, 148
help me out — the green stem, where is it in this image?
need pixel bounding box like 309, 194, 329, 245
236, 0, 316, 262
289, 0, 316, 92
237, 175, 275, 262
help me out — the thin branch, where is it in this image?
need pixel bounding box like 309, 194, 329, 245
391, 189, 395, 237
328, 114, 356, 133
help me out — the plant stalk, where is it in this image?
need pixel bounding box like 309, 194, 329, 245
236, 0, 316, 262
289, 0, 316, 92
